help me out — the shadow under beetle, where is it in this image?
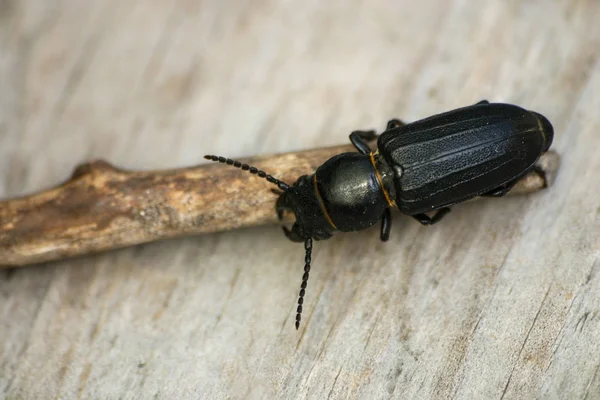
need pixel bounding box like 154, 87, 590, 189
205, 100, 554, 329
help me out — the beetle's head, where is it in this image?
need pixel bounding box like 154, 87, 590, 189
203, 155, 327, 330
532, 112, 554, 152
276, 175, 334, 242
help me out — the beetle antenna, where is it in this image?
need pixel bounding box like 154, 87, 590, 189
295, 238, 313, 330
204, 155, 290, 191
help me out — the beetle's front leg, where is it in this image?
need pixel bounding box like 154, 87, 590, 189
380, 208, 392, 241
349, 130, 376, 155
411, 207, 451, 225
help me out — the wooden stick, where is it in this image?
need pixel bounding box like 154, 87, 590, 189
0, 145, 560, 268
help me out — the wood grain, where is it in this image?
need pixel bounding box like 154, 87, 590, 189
1, 1, 599, 399
0, 148, 559, 267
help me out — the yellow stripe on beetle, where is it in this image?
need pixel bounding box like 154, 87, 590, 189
369, 152, 396, 208
313, 174, 338, 230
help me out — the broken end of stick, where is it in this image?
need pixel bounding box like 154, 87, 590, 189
538, 151, 560, 187
510, 151, 560, 195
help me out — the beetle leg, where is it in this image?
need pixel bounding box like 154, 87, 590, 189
349, 130, 376, 155
386, 119, 405, 130
476, 100, 489, 105
380, 208, 392, 241
480, 177, 522, 197
412, 207, 451, 225
480, 182, 517, 197
355, 130, 378, 140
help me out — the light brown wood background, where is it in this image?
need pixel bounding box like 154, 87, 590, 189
1, 1, 599, 399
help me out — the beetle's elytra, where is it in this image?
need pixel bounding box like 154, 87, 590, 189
205, 100, 554, 329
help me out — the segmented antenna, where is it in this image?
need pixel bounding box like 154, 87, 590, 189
204, 155, 290, 191
295, 238, 313, 330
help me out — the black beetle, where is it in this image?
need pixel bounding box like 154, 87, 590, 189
205, 100, 554, 329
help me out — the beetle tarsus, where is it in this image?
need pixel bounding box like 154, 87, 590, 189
480, 179, 520, 197
380, 208, 392, 241
412, 207, 451, 225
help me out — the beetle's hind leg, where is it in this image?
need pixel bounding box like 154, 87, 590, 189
480, 180, 519, 197
412, 207, 451, 225
349, 130, 377, 155
380, 208, 392, 241
480, 174, 526, 197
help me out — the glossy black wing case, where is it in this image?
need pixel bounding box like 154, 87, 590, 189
377, 103, 547, 215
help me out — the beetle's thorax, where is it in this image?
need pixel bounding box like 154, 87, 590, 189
313, 152, 391, 232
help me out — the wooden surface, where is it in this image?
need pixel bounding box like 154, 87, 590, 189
0, 1, 598, 399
